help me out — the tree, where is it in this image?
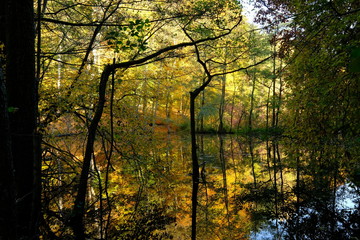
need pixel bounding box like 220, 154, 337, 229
183, 18, 272, 237
0, 0, 41, 239
0, 44, 17, 240
45, 1, 249, 238
33, 0, 282, 238
255, 0, 360, 142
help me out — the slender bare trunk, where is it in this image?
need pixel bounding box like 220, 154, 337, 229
219, 135, 230, 224
248, 71, 256, 130
218, 69, 226, 133
190, 92, 199, 240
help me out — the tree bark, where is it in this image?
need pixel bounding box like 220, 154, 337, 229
248, 70, 256, 130
4, 0, 41, 239
0, 58, 17, 240
0, 3, 16, 239
272, 43, 277, 128
218, 73, 226, 133
190, 92, 200, 240
219, 135, 230, 224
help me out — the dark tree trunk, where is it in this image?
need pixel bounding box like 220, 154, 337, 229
190, 92, 200, 240
70, 65, 112, 240
272, 141, 279, 235
248, 71, 256, 130
0, 58, 17, 240
199, 79, 205, 132
189, 73, 214, 240
249, 138, 257, 189
3, 0, 41, 239
218, 71, 226, 133
219, 135, 230, 224
0, 3, 17, 240
272, 44, 277, 128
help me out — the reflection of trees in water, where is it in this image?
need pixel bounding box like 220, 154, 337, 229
240, 138, 360, 240
42, 132, 360, 239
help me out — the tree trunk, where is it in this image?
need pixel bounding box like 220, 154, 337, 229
272, 44, 277, 128
0, 58, 17, 240
249, 138, 257, 189
189, 75, 214, 240
0, 4, 16, 239
70, 65, 113, 240
265, 85, 271, 130
272, 141, 279, 236
218, 70, 226, 133
4, 1, 41, 239
199, 80, 205, 132
190, 92, 200, 240
229, 80, 236, 133
276, 59, 283, 127
219, 135, 230, 224
248, 71, 256, 130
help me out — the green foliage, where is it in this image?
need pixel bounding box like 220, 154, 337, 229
198, 103, 217, 118
198, 124, 218, 133
105, 19, 151, 52
193, 0, 216, 14
179, 120, 190, 131
237, 126, 284, 140
278, 0, 360, 143
349, 46, 360, 72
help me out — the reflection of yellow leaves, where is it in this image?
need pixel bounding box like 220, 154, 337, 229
41, 165, 49, 171
177, 214, 191, 227
237, 207, 250, 219
0, 41, 5, 60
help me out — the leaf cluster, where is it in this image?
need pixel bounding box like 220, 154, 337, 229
105, 19, 151, 52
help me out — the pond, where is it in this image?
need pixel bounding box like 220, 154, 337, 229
43, 132, 360, 239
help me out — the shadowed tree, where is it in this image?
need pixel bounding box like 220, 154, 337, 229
0, 0, 41, 239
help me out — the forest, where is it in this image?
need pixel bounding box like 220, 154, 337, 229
0, 0, 359, 239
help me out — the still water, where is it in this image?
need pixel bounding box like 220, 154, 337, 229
43, 132, 360, 239
107, 133, 360, 239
